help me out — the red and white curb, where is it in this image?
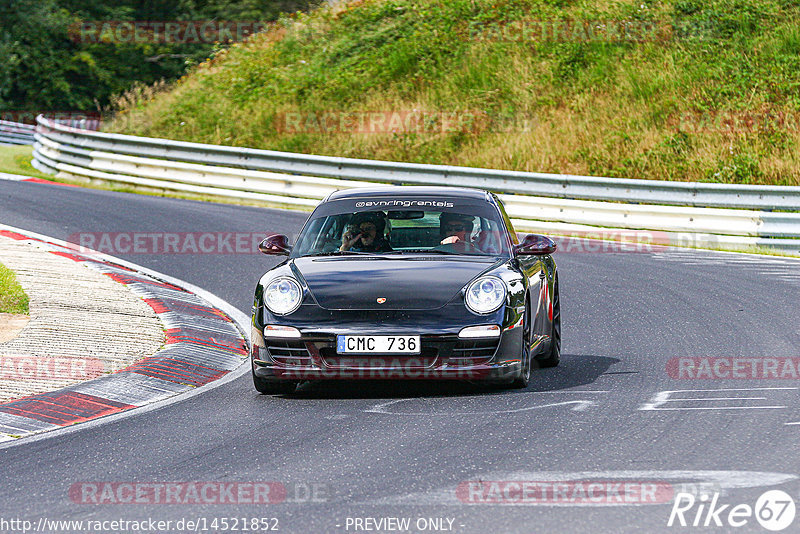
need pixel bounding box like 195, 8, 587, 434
0, 171, 77, 187
0, 225, 249, 444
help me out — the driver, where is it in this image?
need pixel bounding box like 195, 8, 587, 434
439, 212, 479, 249
340, 211, 392, 252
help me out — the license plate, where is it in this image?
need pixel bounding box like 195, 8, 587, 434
337, 335, 420, 354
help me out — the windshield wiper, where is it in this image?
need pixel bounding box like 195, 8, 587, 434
383, 249, 460, 255
300, 250, 373, 257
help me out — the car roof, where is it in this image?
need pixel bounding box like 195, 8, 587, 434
325, 186, 492, 202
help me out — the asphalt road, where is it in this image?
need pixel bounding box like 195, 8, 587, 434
2, 179, 800, 533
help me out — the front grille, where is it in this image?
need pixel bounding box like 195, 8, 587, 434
450, 338, 500, 362
266, 340, 312, 365
323, 355, 438, 368
265, 335, 499, 368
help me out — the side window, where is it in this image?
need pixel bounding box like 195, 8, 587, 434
475, 218, 504, 254
294, 216, 340, 254
493, 196, 519, 245
321, 216, 343, 251
293, 218, 317, 254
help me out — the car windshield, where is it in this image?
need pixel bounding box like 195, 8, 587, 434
292, 203, 510, 257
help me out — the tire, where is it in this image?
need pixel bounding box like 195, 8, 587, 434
511, 298, 532, 388
252, 369, 298, 394
535, 274, 561, 368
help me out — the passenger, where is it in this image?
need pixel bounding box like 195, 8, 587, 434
340, 212, 392, 252
439, 212, 480, 251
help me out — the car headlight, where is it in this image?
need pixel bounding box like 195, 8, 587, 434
465, 276, 507, 315
264, 277, 302, 315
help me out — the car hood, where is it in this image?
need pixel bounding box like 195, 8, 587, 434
291, 256, 501, 311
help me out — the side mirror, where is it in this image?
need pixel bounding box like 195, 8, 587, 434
259, 234, 291, 255
514, 234, 557, 256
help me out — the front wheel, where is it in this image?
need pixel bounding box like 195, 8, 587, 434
511, 300, 532, 388
252, 369, 298, 394
535, 274, 561, 368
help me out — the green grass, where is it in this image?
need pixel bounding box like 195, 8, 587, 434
0, 145, 51, 180
0, 262, 29, 315
107, 0, 800, 186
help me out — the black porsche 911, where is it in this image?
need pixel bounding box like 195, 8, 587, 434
250, 186, 560, 394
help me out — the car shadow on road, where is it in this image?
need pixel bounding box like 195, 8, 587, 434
285, 354, 622, 400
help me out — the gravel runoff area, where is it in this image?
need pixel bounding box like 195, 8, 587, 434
0, 234, 165, 403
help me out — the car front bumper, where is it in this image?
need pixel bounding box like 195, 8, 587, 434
252, 358, 522, 382
251, 324, 523, 383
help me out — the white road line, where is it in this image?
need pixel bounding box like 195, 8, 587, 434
642, 406, 787, 410
665, 397, 768, 401
640, 388, 797, 411
659, 387, 798, 391
527, 390, 609, 394
366, 398, 598, 415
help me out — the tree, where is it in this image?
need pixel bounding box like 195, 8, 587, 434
0, 0, 321, 116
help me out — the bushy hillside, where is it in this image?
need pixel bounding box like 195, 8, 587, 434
109, 0, 800, 185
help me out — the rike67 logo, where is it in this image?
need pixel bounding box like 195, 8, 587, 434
668, 490, 796, 531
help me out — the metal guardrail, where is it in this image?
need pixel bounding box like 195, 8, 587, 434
0, 120, 35, 145
34, 116, 800, 211
32, 115, 800, 252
